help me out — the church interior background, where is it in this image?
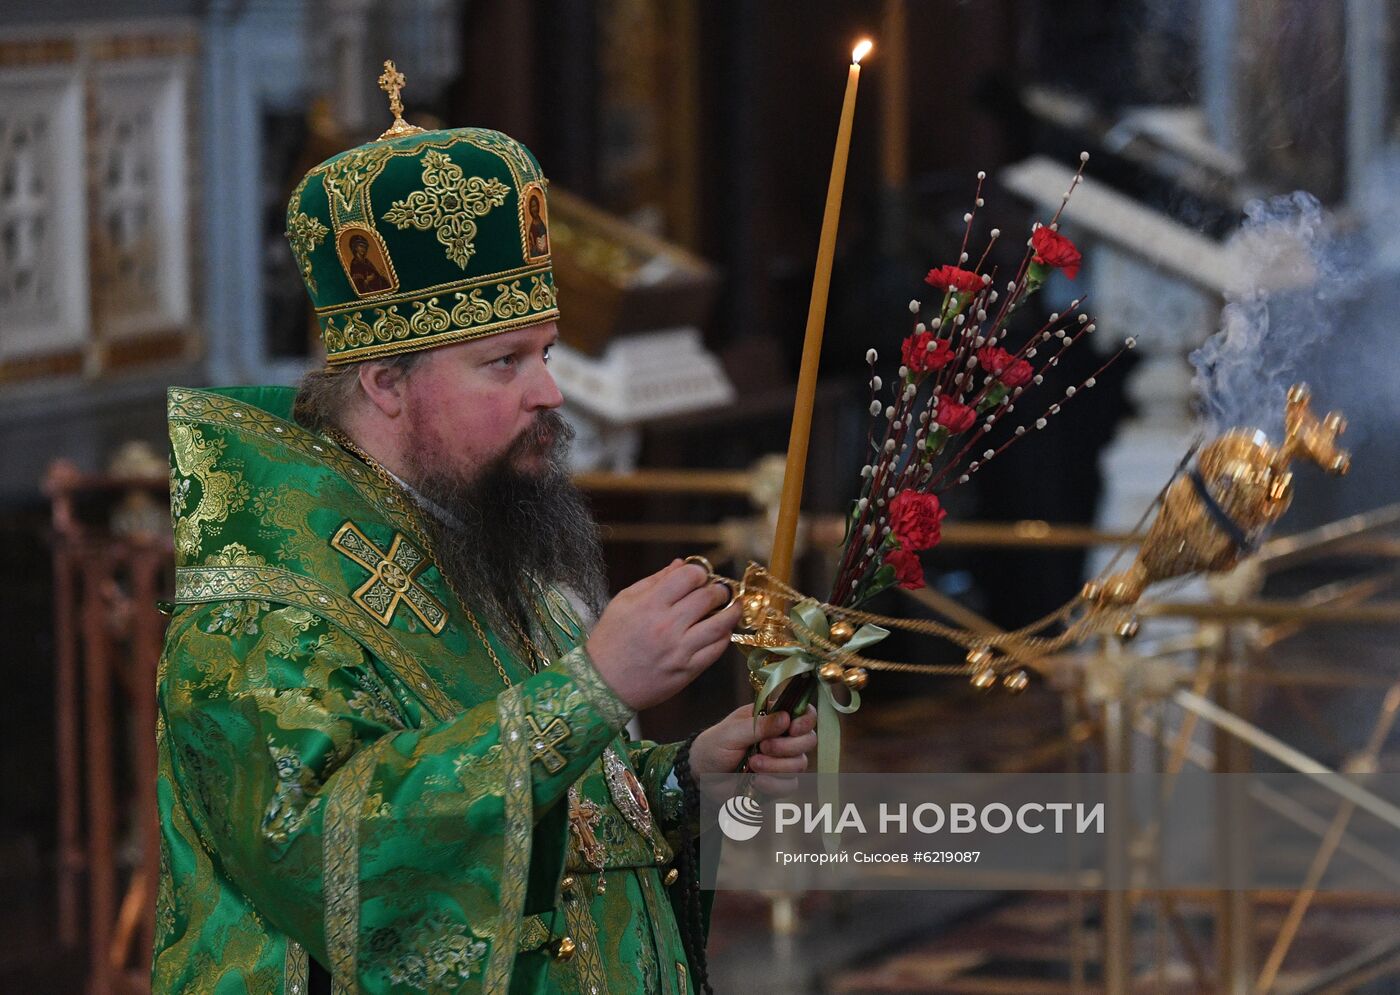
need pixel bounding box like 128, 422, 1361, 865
2, 0, 1399, 991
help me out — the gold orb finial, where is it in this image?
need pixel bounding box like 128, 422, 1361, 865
842, 667, 869, 691
818, 662, 846, 683
376, 59, 426, 141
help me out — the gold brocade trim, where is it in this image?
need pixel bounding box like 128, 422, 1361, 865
330, 521, 448, 634
323, 746, 378, 992
284, 938, 309, 994
555, 646, 634, 731
317, 270, 556, 361
486, 686, 534, 992
174, 564, 457, 723
325, 306, 560, 366
639, 871, 683, 995
517, 915, 552, 952
168, 389, 430, 556
562, 889, 608, 995
381, 150, 511, 268
314, 260, 550, 316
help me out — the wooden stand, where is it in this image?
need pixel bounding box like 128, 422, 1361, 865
46, 461, 170, 995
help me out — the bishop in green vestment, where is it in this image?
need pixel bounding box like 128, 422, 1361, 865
152, 64, 818, 994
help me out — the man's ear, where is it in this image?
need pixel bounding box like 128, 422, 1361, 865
357, 361, 410, 419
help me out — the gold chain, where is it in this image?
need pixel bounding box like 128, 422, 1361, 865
509, 613, 554, 672
323, 427, 518, 689
728, 564, 1129, 669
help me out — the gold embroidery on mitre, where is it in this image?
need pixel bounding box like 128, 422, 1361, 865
490, 280, 532, 319
408, 296, 451, 335
528, 273, 556, 311
370, 304, 410, 341
285, 205, 329, 294
330, 521, 447, 634
381, 150, 510, 268
321, 142, 396, 224
342, 311, 374, 349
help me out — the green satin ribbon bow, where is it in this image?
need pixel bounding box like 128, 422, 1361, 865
747, 600, 888, 846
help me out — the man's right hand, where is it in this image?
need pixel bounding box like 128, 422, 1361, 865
584, 560, 740, 711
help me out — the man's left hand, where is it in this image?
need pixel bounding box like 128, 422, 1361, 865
689, 705, 817, 795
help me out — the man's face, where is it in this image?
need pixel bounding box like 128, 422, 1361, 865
386, 320, 606, 628
398, 321, 564, 485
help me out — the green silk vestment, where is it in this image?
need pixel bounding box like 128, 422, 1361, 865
154, 386, 698, 994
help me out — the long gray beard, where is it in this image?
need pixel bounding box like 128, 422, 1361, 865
404, 411, 608, 643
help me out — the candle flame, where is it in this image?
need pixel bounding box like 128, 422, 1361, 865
852, 39, 873, 64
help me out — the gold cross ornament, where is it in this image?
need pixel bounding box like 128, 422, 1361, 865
525, 712, 571, 774
568, 786, 606, 869
381, 150, 510, 267
331, 521, 447, 633
376, 59, 425, 141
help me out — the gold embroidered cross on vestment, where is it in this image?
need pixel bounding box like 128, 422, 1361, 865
525, 712, 571, 773
330, 520, 447, 634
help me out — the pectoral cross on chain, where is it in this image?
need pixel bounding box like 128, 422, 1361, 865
568, 786, 606, 869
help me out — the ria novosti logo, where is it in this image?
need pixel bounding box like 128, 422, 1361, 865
718, 794, 764, 841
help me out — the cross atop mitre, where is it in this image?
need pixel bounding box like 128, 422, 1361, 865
376, 59, 426, 141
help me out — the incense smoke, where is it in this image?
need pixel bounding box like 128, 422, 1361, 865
1188, 191, 1360, 440
1191, 160, 1400, 524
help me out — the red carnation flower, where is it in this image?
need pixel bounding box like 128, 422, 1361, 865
901, 331, 953, 374
889, 490, 947, 551
934, 398, 977, 434
884, 547, 926, 590
977, 346, 1034, 388
1030, 227, 1082, 280
924, 265, 983, 295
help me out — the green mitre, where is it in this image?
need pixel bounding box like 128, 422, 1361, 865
284, 61, 559, 365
